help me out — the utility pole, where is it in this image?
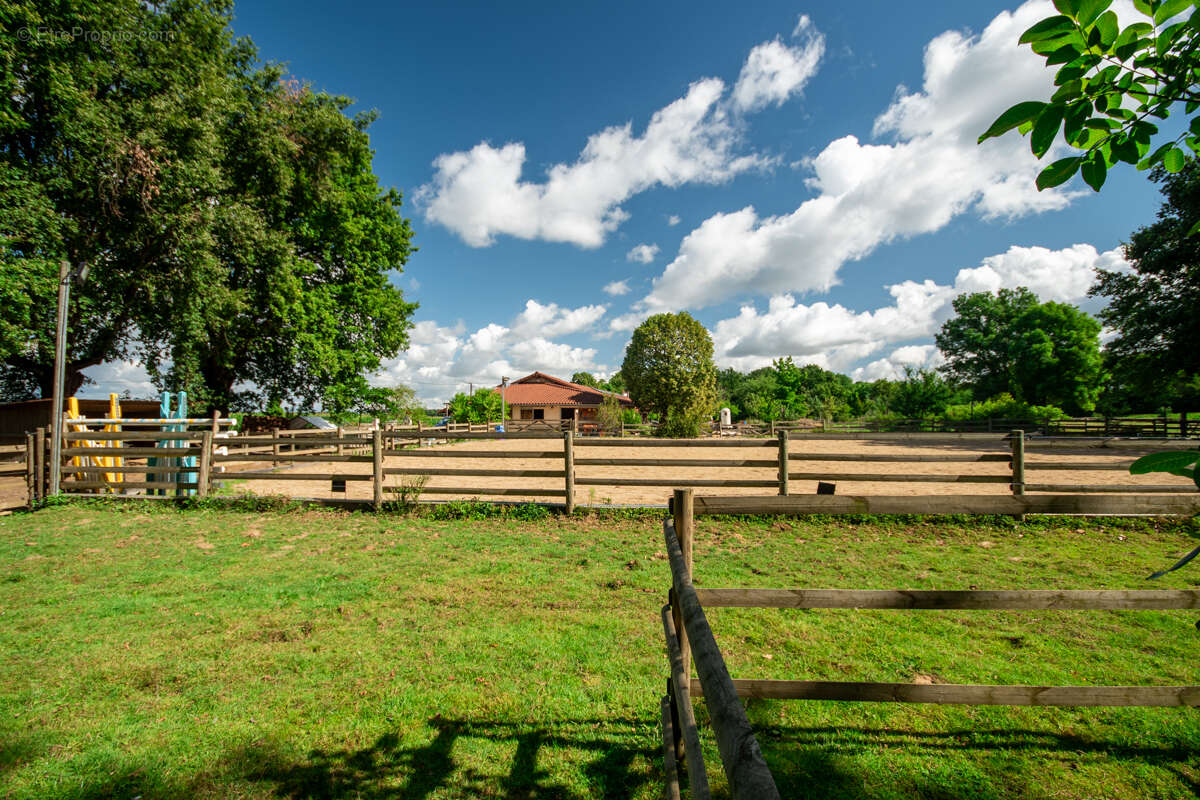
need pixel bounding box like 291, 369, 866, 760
48, 259, 88, 496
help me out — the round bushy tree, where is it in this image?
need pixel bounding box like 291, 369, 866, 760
621, 312, 717, 438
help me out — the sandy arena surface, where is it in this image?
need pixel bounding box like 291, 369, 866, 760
207, 436, 1194, 506
1, 436, 1193, 511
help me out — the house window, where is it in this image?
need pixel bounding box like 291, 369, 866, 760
521, 409, 534, 420
533, 408, 544, 420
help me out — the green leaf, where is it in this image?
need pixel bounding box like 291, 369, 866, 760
1031, 105, 1066, 158
1163, 145, 1187, 172
1154, 0, 1192, 26
1054, 63, 1088, 82
1076, 0, 1113, 27
1052, 79, 1084, 103
1043, 42, 1087, 64
1092, 10, 1119, 47
1116, 21, 1154, 47
1020, 15, 1078, 44
1188, 217, 1200, 236
1053, 0, 1081, 15
1081, 152, 1108, 190
1157, 21, 1187, 55
1111, 135, 1141, 164
1063, 101, 1092, 142
1129, 451, 1200, 475
1131, 0, 1153, 14
1036, 156, 1083, 189
978, 101, 1048, 143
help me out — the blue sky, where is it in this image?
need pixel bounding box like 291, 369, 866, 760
89, 0, 1175, 405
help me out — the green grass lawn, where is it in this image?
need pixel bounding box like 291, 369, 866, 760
1, 502, 1198, 799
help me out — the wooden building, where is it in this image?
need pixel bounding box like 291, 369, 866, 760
496, 372, 635, 423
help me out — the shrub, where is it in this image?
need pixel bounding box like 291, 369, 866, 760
941, 393, 1067, 422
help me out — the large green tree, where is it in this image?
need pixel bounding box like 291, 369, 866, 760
936, 288, 1104, 414
1092, 163, 1200, 412
980, 0, 1200, 194
141, 73, 416, 413
0, 1, 416, 412
621, 313, 717, 437
0, 0, 246, 398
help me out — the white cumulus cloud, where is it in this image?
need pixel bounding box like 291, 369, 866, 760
626, 243, 660, 264
709, 243, 1127, 374
730, 15, 825, 113
375, 300, 610, 404
418, 18, 827, 249
633, 1, 1079, 318
603, 280, 631, 296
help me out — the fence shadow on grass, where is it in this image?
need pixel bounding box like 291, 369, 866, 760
745, 714, 1200, 800
234, 714, 659, 800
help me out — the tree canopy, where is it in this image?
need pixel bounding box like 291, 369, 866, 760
979, 0, 1200, 195
1092, 162, 1200, 411
447, 388, 502, 423
621, 313, 717, 437
936, 288, 1104, 414
0, 0, 416, 411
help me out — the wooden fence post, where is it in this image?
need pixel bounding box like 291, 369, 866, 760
671, 488, 695, 763
563, 431, 575, 514
777, 430, 789, 496
272, 428, 281, 468
34, 427, 45, 502
1010, 430, 1025, 497
373, 428, 384, 511
1181, 411, 1188, 439
25, 432, 35, 508
198, 431, 213, 497
336, 425, 344, 456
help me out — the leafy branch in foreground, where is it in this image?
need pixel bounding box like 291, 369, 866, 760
1129, 450, 1200, 577
980, 0, 1200, 196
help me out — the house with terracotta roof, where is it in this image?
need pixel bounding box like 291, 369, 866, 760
494, 372, 636, 426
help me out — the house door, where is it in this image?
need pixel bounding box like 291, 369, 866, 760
561, 408, 575, 420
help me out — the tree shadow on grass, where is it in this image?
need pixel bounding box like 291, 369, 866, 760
233, 714, 659, 800
743, 709, 1200, 800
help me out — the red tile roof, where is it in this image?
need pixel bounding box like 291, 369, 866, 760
494, 372, 635, 408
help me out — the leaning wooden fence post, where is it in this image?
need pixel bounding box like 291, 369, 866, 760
563, 431, 575, 514
1010, 430, 1025, 497
372, 428, 384, 511
777, 430, 789, 496
198, 431, 213, 497
671, 486, 695, 755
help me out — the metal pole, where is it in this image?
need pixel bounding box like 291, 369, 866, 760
48, 260, 71, 496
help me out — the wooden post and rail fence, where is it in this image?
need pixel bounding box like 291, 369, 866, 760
18, 426, 1200, 511
658, 488, 1200, 798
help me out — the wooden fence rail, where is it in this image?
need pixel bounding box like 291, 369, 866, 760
658, 488, 1200, 797
20, 427, 1199, 511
